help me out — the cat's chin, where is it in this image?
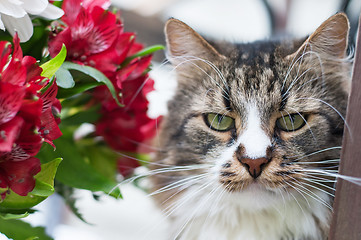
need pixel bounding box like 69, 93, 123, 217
222, 178, 275, 192
222, 181, 283, 211
244, 182, 266, 190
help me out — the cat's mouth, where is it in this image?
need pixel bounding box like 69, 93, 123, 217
220, 178, 276, 193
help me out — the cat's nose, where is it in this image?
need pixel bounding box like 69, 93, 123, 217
239, 157, 270, 179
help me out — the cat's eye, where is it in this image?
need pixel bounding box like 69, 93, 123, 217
276, 114, 306, 132
204, 113, 235, 132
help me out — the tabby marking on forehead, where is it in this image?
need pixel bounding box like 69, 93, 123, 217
238, 103, 271, 159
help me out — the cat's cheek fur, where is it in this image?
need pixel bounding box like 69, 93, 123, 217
170, 180, 331, 240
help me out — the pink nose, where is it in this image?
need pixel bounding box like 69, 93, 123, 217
239, 157, 269, 179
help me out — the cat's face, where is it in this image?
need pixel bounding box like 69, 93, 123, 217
152, 14, 351, 212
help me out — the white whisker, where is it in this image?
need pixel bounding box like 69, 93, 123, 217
296, 159, 340, 164
171, 56, 229, 99
287, 177, 332, 211
149, 173, 210, 196
303, 169, 361, 186
290, 146, 341, 162
295, 97, 351, 137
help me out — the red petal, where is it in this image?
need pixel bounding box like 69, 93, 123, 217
48, 28, 72, 58
92, 85, 119, 111
2, 58, 27, 86
66, 7, 121, 57
117, 156, 140, 177
0, 41, 11, 71
127, 42, 143, 57
52, 98, 62, 125
62, 0, 111, 24
0, 116, 24, 152
40, 108, 62, 146
139, 115, 159, 142
0, 34, 26, 86
0, 157, 41, 196
18, 98, 43, 126
39, 83, 62, 146
122, 75, 152, 108
0, 145, 30, 162
41, 82, 58, 112
89, 7, 118, 54
116, 62, 139, 88
96, 111, 138, 152
16, 123, 43, 156
96, 105, 157, 152
0, 82, 26, 124
116, 55, 152, 85
141, 76, 155, 96
24, 77, 47, 96
86, 32, 134, 74
114, 33, 135, 64
62, 0, 83, 24
11, 34, 23, 60
22, 56, 48, 86
128, 55, 152, 80
66, 9, 94, 58
83, 0, 111, 11
0, 174, 8, 189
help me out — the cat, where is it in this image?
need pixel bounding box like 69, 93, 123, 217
150, 13, 351, 240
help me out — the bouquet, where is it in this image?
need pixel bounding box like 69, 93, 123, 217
0, 0, 163, 238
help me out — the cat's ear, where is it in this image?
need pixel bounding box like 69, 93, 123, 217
165, 18, 225, 66
288, 13, 349, 59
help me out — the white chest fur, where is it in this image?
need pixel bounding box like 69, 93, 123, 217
169, 185, 330, 240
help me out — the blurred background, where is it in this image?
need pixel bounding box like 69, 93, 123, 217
25, 0, 361, 239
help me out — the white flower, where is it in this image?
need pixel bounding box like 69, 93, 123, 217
0, 0, 64, 42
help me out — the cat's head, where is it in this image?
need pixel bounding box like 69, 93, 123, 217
154, 13, 351, 209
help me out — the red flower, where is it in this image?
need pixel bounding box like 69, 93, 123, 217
117, 156, 140, 178
49, 0, 160, 177
0, 35, 62, 199
96, 76, 159, 153
0, 155, 41, 198
49, 0, 134, 76
61, 0, 111, 24
39, 83, 62, 148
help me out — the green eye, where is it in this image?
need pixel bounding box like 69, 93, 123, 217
204, 113, 235, 132
276, 113, 306, 132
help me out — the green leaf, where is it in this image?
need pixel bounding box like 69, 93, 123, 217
80, 144, 118, 180
0, 208, 36, 215
57, 81, 102, 98
41, 44, 67, 79
55, 65, 75, 88
36, 137, 122, 199
0, 158, 62, 210
60, 92, 92, 109
0, 219, 52, 240
0, 212, 29, 220
30, 180, 53, 197
61, 105, 101, 126
0, 188, 45, 210
34, 158, 63, 186
61, 62, 122, 106
126, 44, 164, 62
